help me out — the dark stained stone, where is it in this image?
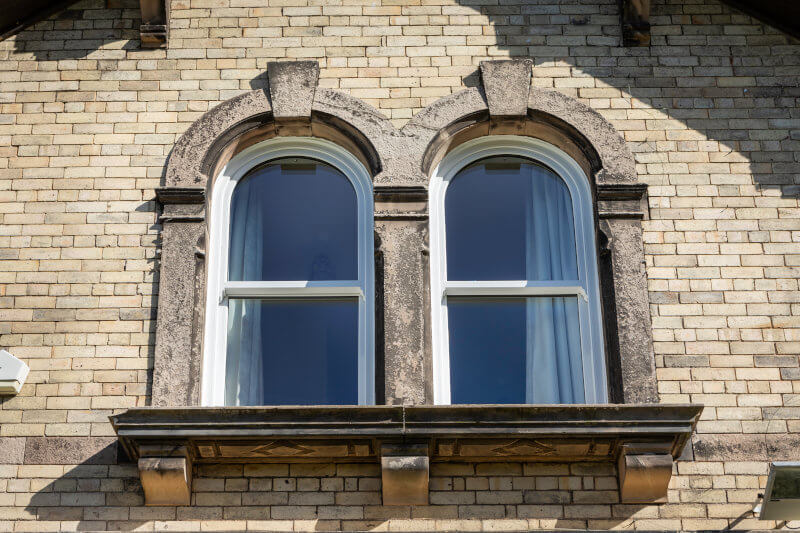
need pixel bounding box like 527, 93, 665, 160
24, 437, 118, 465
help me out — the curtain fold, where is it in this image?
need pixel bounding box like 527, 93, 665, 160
225, 180, 265, 406
524, 166, 584, 403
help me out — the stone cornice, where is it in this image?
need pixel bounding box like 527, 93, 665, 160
112, 404, 701, 506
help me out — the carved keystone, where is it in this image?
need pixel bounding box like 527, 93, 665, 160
380, 443, 429, 506
618, 443, 674, 503
138, 446, 192, 506
479, 60, 533, 118
266, 61, 319, 123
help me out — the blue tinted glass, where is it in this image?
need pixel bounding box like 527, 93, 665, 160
448, 296, 584, 404
229, 158, 358, 281
226, 298, 359, 406
445, 157, 578, 281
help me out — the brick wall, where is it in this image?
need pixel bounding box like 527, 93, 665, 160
0, 0, 799, 529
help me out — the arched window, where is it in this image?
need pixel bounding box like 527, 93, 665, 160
203, 137, 374, 406
430, 136, 606, 405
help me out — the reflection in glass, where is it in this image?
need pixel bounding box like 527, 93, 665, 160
445, 157, 577, 281
448, 297, 584, 404
229, 158, 358, 281
771, 467, 800, 500
225, 298, 359, 406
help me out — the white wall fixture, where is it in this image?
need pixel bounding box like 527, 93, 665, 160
0, 350, 29, 395
760, 462, 800, 520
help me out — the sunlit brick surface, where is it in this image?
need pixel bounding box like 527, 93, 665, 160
0, 0, 799, 529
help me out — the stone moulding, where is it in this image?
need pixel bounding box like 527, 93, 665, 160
111, 404, 702, 506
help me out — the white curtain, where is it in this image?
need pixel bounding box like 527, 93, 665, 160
524, 167, 584, 403
225, 183, 265, 406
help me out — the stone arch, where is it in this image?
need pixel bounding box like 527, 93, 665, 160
401, 62, 637, 186
163, 62, 399, 194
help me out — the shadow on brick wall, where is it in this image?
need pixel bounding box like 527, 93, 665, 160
451, 0, 800, 200
19, 454, 646, 531
9, 1, 141, 62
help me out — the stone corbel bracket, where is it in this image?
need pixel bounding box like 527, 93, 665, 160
138, 445, 192, 506
618, 442, 674, 503
380, 443, 430, 505
621, 0, 651, 46
139, 0, 169, 48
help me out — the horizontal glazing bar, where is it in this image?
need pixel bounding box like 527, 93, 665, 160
444, 281, 587, 301
223, 281, 363, 300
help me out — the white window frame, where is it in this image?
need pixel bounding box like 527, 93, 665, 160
202, 137, 375, 406
429, 135, 607, 405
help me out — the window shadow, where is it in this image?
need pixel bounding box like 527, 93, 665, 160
10, 5, 141, 61
20, 453, 642, 531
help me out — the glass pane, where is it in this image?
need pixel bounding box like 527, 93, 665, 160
448, 296, 584, 404
770, 466, 800, 500
445, 156, 578, 281
229, 158, 358, 281
225, 298, 359, 405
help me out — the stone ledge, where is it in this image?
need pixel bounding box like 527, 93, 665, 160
111, 404, 701, 506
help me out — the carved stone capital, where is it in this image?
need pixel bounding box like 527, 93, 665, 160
138, 446, 192, 506
597, 182, 648, 219
380, 443, 430, 506
618, 443, 674, 503
156, 187, 206, 223
374, 186, 428, 221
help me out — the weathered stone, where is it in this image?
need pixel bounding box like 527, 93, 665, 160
600, 217, 658, 403
529, 88, 638, 183
312, 88, 397, 179
267, 60, 319, 120
112, 405, 700, 507
479, 59, 532, 118
165, 89, 273, 188
0, 437, 25, 464
376, 220, 430, 405
693, 433, 800, 462
402, 87, 489, 177
24, 437, 117, 465
151, 221, 205, 407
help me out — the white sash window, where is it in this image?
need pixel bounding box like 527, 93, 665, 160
203, 138, 374, 406
430, 136, 607, 404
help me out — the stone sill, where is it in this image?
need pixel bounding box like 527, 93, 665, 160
110, 404, 702, 506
